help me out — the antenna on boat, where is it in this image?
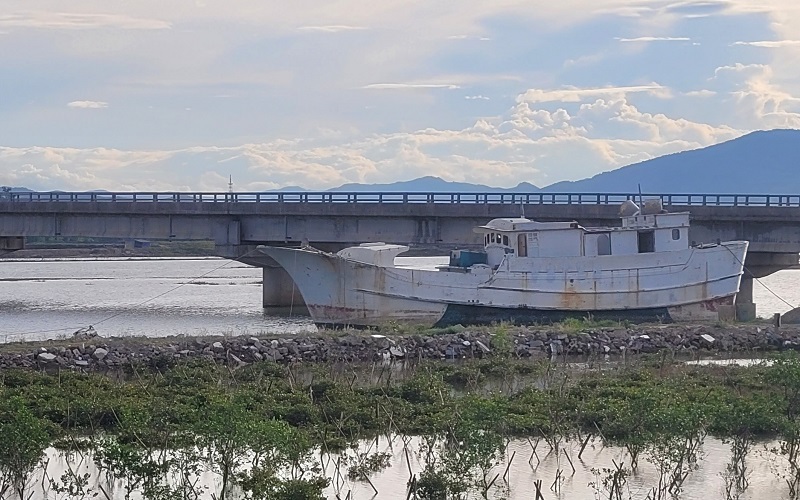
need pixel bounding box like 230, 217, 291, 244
228, 175, 234, 193
637, 183, 643, 208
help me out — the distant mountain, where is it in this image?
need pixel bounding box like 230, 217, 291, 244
327, 176, 539, 192
544, 129, 800, 194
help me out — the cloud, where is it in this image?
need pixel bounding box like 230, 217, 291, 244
447, 35, 491, 41
362, 83, 461, 90
0, 12, 170, 30
733, 40, 800, 48
0, 89, 744, 191
684, 90, 716, 97
67, 101, 109, 109
663, 1, 732, 18
617, 37, 691, 42
713, 62, 769, 79
711, 63, 800, 128
517, 84, 670, 103
465, 95, 490, 100
296, 25, 368, 33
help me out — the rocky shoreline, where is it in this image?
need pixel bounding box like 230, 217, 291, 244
2, 322, 800, 371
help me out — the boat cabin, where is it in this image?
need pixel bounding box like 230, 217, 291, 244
470, 205, 690, 267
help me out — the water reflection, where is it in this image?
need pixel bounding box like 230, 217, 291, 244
23, 436, 788, 500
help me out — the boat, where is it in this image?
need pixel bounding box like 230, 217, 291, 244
257, 200, 748, 328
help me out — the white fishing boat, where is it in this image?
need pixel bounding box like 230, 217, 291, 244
258, 201, 748, 327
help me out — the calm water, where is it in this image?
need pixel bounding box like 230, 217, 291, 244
0, 257, 797, 342
28, 436, 791, 499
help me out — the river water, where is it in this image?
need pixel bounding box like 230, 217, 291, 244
0, 257, 798, 342
25, 435, 794, 499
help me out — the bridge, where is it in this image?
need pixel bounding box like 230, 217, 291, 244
2, 191, 800, 320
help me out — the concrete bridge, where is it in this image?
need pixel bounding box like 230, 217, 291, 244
2, 191, 799, 319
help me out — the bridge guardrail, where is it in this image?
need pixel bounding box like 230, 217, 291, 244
6, 191, 800, 207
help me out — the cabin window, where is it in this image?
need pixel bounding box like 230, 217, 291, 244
672, 228, 680, 240
517, 234, 528, 257
502, 235, 509, 246
638, 230, 655, 253
597, 233, 611, 256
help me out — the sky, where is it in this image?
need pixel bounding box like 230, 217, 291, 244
1, 0, 800, 192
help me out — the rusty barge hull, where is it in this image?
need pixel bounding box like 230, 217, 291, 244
258, 242, 748, 328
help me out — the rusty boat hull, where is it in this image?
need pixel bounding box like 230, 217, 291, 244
257, 241, 748, 328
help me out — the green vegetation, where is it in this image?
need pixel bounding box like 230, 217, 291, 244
3, 354, 800, 498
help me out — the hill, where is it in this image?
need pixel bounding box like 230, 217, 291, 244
328, 176, 539, 192
543, 129, 800, 194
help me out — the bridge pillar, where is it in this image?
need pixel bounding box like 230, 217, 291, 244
0, 236, 24, 252
262, 265, 306, 313
735, 277, 756, 322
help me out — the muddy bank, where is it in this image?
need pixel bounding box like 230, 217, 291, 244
2, 322, 799, 371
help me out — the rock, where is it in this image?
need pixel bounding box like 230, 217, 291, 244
228, 353, 245, 366
610, 329, 628, 339
700, 334, 716, 345
75, 360, 90, 367
37, 353, 57, 363
253, 352, 263, 361
475, 340, 491, 353
389, 346, 405, 358
212, 342, 224, 351
92, 348, 109, 361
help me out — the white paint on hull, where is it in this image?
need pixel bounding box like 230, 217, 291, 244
259, 241, 748, 327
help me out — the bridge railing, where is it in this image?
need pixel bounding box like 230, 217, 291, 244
4, 191, 800, 206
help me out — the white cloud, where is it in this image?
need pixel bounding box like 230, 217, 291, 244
465, 95, 490, 100
733, 40, 800, 48
517, 84, 671, 103
711, 63, 800, 127
713, 62, 768, 78
0, 12, 170, 30
296, 25, 368, 33
447, 34, 491, 41
67, 100, 108, 109
362, 83, 461, 90
617, 36, 691, 42
684, 89, 717, 97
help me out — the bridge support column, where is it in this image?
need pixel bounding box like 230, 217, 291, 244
262, 266, 307, 313
0, 236, 24, 253
735, 276, 756, 322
